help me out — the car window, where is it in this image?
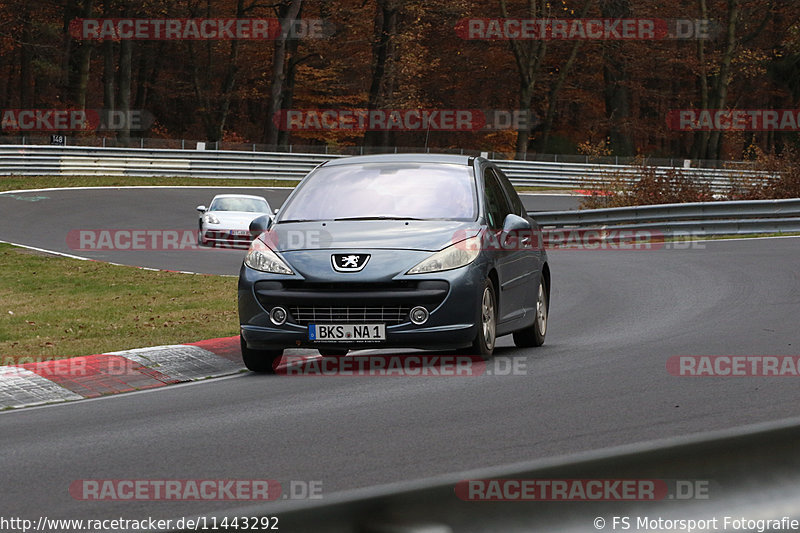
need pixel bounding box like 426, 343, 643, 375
278, 162, 477, 221
210, 197, 269, 213
495, 167, 525, 216
484, 168, 512, 229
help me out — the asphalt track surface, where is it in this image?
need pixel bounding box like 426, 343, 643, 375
0, 187, 579, 275
1, 187, 799, 528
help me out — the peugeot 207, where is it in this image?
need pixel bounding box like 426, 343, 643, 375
237, 154, 550, 372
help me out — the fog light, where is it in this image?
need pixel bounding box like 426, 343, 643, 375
409, 306, 429, 325
270, 306, 287, 326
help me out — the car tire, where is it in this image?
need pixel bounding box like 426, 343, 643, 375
513, 276, 548, 348
240, 335, 282, 373
319, 348, 349, 357
469, 278, 497, 360
197, 229, 207, 247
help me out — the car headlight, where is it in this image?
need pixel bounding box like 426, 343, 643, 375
407, 235, 481, 274
204, 213, 220, 224
244, 237, 294, 274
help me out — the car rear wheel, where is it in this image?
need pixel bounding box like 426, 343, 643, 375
240, 335, 282, 373
318, 348, 349, 357
469, 279, 497, 360
513, 277, 547, 347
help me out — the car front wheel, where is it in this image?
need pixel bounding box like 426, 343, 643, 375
240, 335, 282, 373
469, 279, 497, 360
513, 276, 547, 348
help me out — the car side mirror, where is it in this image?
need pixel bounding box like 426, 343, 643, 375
501, 214, 532, 248
249, 214, 273, 238
196, 205, 206, 213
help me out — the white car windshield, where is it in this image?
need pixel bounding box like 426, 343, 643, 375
209, 197, 269, 212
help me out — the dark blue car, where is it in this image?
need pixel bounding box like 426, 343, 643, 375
238, 154, 550, 372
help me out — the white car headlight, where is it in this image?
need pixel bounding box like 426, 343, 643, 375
407, 235, 481, 274
244, 238, 294, 274
204, 213, 220, 224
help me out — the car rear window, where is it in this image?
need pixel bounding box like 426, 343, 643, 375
279, 162, 477, 222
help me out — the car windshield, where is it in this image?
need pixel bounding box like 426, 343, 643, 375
209, 197, 268, 212
278, 162, 477, 222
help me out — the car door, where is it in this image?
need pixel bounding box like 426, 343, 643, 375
494, 165, 543, 321
483, 167, 525, 325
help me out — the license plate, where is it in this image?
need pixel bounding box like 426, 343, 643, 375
229, 230, 249, 236
309, 324, 386, 342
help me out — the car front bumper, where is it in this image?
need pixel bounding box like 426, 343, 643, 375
238, 252, 487, 351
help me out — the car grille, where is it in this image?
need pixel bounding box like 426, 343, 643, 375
290, 305, 410, 325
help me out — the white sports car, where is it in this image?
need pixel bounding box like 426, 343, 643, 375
196, 194, 272, 247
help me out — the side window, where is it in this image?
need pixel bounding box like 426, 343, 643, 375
496, 168, 525, 216
483, 168, 512, 230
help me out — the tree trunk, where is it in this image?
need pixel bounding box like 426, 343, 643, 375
364, 0, 400, 149
264, 0, 304, 147
117, 38, 132, 143
500, 0, 546, 160
537, 0, 593, 152
601, 0, 634, 156
67, 0, 95, 109
689, 0, 710, 160
705, 0, 740, 160
19, 2, 33, 107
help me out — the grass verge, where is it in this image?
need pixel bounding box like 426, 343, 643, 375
0, 243, 238, 363
0, 175, 300, 192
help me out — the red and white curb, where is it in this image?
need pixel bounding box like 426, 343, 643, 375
0, 336, 244, 410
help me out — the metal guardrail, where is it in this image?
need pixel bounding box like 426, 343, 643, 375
498, 158, 769, 192
531, 198, 800, 237
174, 417, 800, 532
0, 145, 339, 180
0, 145, 768, 191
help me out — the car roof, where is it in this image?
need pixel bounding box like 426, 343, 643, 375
323, 153, 474, 166
211, 194, 268, 200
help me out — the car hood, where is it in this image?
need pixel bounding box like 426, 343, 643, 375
265, 220, 481, 252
